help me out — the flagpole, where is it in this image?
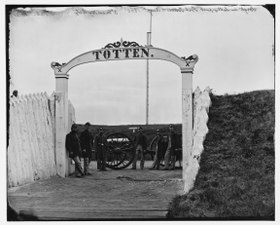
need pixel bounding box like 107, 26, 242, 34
146, 11, 152, 125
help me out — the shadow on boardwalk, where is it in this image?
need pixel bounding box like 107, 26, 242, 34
8, 161, 183, 220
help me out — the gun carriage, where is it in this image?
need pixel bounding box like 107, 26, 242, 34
94, 132, 182, 170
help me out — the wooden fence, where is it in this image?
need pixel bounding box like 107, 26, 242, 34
8, 92, 75, 187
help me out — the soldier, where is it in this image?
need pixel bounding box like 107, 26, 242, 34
80, 122, 93, 175
65, 124, 84, 177
132, 127, 147, 170
149, 129, 164, 170
163, 124, 177, 170
95, 128, 107, 171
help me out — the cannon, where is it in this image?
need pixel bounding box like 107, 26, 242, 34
105, 133, 135, 170
97, 132, 182, 170
104, 132, 159, 169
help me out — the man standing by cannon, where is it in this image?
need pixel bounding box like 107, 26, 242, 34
149, 129, 165, 170
65, 124, 84, 177
80, 122, 93, 175
163, 124, 177, 170
95, 128, 107, 171
132, 127, 147, 170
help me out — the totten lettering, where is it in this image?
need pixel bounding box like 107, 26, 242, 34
92, 48, 150, 61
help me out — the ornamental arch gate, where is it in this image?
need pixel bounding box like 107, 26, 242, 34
51, 40, 198, 192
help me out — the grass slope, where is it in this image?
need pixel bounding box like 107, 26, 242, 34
167, 90, 275, 220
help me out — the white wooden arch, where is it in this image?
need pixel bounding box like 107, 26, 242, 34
51, 40, 198, 192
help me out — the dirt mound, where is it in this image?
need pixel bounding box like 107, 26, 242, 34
167, 90, 275, 219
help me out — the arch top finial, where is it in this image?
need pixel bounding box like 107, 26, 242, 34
51, 61, 67, 74
181, 54, 199, 68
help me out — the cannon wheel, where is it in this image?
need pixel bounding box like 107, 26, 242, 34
105, 133, 135, 170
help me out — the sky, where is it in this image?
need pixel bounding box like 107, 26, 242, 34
8, 5, 274, 125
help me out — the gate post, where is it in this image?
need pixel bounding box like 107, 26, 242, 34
181, 68, 194, 192
51, 61, 69, 177
180, 54, 198, 193
54, 74, 69, 177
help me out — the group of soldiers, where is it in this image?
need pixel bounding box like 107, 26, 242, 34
65, 123, 180, 178
133, 125, 179, 170
65, 122, 107, 177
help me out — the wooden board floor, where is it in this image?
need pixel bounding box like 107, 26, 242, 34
8, 161, 183, 220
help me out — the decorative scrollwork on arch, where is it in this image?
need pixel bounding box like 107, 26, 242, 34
103, 41, 121, 49
103, 39, 143, 49
122, 41, 142, 48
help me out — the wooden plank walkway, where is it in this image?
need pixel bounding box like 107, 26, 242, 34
8, 162, 183, 220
